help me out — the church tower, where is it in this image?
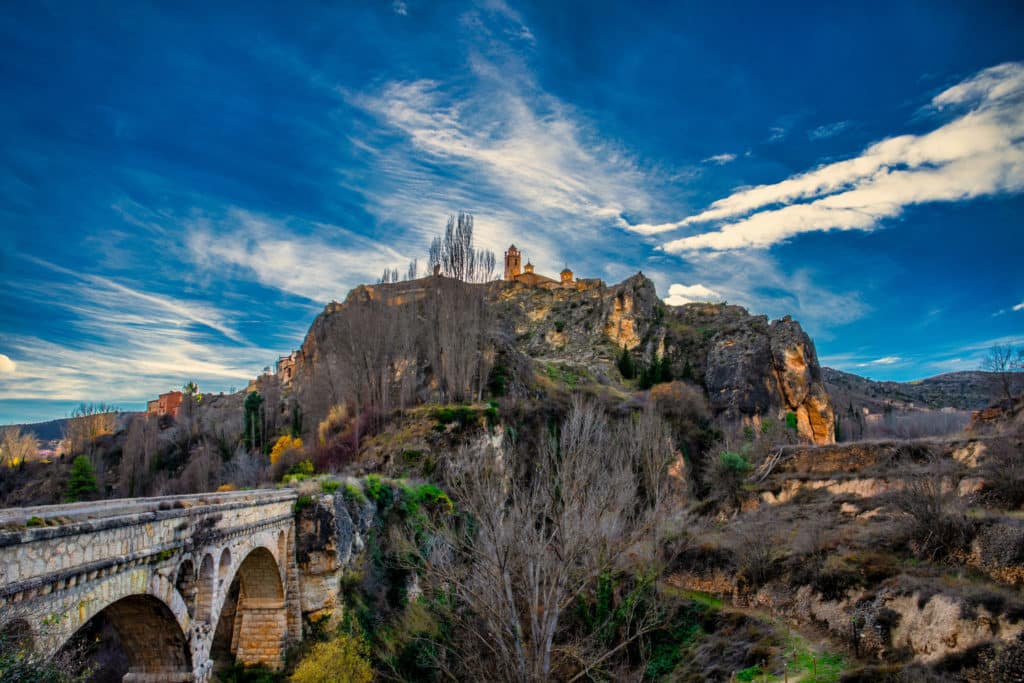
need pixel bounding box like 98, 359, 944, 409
504, 244, 522, 280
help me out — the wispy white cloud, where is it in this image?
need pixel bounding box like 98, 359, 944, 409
479, 0, 535, 43
392, 1, 408, 16
808, 120, 852, 140
344, 44, 681, 276
702, 153, 736, 165
25, 256, 245, 343
767, 126, 787, 142
993, 300, 1024, 316
0, 258, 276, 402
855, 355, 902, 367
186, 209, 409, 303
0, 354, 15, 375
349, 78, 651, 228
634, 62, 1024, 251
663, 283, 721, 305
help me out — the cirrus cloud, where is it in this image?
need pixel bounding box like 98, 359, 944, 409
0, 354, 15, 375
629, 62, 1024, 251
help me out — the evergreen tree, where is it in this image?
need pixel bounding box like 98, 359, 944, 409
681, 358, 693, 381
66, 455, 98, 502
617, 347, 636, 380
638, 364, 654, 390
243, 391, 264, 451
659, 355, 673, 383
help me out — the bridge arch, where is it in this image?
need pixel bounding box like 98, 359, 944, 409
59, 594, 192, 681
211, 545, 288, 670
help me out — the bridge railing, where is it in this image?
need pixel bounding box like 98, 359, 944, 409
0, 489, 295, 527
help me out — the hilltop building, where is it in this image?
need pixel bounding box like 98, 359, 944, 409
146, 391, 183, 418
503, 244, 586, 289
276, 350, 302, 385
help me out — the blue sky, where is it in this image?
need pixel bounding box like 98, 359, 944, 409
1, 1, 1023, 424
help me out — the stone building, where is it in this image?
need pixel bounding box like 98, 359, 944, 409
276, 350, 302, 385
146, 390, 184, 418
503, 245, 578, 289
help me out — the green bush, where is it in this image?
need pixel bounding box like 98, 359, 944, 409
433, 406, 479, 431
342, 482, 367, 503
290, 633, 373, 683
786, 411, 798, 431
365, 475, 393, 508
294, 495, 315, 513
65, 455, 98, 502
321, 480, 341, 495
553, 319, 566, 333
720, 451, 752, 474
290, 460, 314, 476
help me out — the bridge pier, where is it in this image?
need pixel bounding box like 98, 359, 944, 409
233, 598, 289, 670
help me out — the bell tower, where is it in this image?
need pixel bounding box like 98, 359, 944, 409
504, 244, 522, 280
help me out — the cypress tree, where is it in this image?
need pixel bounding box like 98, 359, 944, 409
638, 364, 654, 390
617, 347, 636, 380
659, 355, 672, 383
243, 391, 264, 450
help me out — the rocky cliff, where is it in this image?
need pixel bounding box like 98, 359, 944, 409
285, 273, 835, 445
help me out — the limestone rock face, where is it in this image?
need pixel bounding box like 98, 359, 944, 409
769, 316, 835, 444
285, 272, 833, 445
699, 312, 834, 444
294, 492, 376, 620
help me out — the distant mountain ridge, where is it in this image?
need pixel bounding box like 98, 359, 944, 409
822, 367, 1019, 412
5, 417, 70, 442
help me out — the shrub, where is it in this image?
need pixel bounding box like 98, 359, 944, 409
65, 455, 98, 502
433, 405, 479, 432
892, 460, 976, 561
318, 404, 349, 446
553, 319, 566, 333
365, 474, 392, 507
217, 483, 238, 492
702, 451, 752, 508
980, 438, 1024, 509
290, 633, 373, 683
785, 411, 798, 431
270, 435, 303, 466
321, 480, 341, 495
342, 482, 367, 503
294, 495, 315, 513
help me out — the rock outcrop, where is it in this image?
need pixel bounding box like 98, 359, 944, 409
285, 273, 834, 445
294, 490, 376, 623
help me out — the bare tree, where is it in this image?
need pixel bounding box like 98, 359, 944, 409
426, 279, 494, 402
118, 415, 158, 497
892, 455, 974, 561
62, 402, 117, 460
0, 426, 38, 468
429, 212, 497, 283
982, 344, 1023, 403
420, 398, 668, 682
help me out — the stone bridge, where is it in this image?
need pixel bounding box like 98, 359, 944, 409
0, 490, 302, 682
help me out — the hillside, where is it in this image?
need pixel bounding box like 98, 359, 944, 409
823, 366, 1019, 412
281, 272, 835, 448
